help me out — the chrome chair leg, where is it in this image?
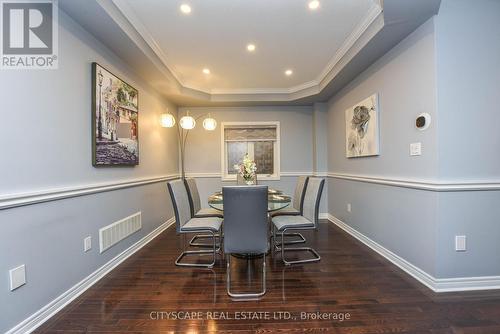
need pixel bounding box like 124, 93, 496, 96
226, 255, 266, 299
189, 233, 221, 247
189, 233, 222, 251
175, 230, 218, 268
273, 232, 306, 246
276, 227, 320, 266
272, 225, 280, 256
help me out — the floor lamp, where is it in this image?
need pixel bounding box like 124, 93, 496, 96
160, 110, 217, 179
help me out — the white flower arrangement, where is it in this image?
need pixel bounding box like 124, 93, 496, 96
234, 154, 257, 184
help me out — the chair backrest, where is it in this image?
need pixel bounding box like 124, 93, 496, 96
167, 179, 192, 233
236, 173, 257, 185
302, 177, 325, 226
184, 178, 201, 216
223, 185, 268, 254
293, 176, 309, 212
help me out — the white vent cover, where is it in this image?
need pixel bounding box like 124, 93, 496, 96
99, 212, 142, 253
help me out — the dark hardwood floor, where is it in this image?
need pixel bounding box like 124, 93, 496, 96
35, 221, 500, 333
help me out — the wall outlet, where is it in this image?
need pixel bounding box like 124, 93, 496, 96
84, 236, 92, 252
347, 203, 352, 213
9, 264, 26, 291
410, 142, 422, 156
455, 235, 467, 252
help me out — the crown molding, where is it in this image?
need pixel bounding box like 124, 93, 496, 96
108, 0, 187, 88
60, 0, 440, 105
95, 0, 184, 93
107, 0, 383, 99
316, 4, 383, 88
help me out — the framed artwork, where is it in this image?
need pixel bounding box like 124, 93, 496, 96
92, 62, 139, 166
345, 93, 379, 158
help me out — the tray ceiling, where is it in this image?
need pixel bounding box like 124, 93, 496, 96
59, 0, 441, 106
113, 0, 381, 94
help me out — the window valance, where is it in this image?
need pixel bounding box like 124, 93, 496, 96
224, 127, 277, 141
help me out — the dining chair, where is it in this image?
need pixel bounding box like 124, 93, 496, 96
272, 177, 325, 265
223, 185, 268, 298
272, 176, 308, 217
167, 179, 222, 268
236, 173, 257, 185
185, 178, 223, 218
271, 175, 309, 245
184, 178, 223, 248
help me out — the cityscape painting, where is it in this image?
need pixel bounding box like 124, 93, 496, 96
92, 63, 139, 166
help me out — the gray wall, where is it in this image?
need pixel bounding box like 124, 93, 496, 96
178, 106, 328, 213
433, 0, 500, 278
435, 0, 500, 180
437, 192, 500, 278
328, 18, 439, 180
327, 18, 439, 276
327, 0, 500, 280
180, 106, 315, 175
313, 103, 328, 175
0, 10, 178, 333
329, 179, 438, 275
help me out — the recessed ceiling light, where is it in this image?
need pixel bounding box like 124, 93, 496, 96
180, 4, 191, 14
285, 69, 293, 76
308, 0, 320, 10
202, 68, 210, 74
247, 44, 256, 52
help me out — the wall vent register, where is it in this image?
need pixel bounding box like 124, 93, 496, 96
99, 212, 142, 253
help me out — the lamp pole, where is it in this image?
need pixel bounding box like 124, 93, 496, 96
160, 111, 216, 179
176, 125, 186, 179
97, 70, 103, 140
176, 113, 215, 179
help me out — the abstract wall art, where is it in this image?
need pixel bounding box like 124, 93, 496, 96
345, 94, 379, 158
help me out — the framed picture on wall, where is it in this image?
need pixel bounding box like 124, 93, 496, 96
345, 93, 380, 158
92, 62, 139, 166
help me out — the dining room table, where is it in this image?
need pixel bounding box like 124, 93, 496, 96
207, 187, 292, 258
207, 188, 291, 213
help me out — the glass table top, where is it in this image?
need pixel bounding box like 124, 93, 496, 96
208, 188, 291, 212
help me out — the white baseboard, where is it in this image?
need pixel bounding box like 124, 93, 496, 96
6, 217, 176, 334
319, 213, 329, 220
326, 214, 500, 293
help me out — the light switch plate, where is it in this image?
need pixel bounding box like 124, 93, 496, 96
347, 203, 352, 213
84, 236, 92, 252
9, 264, 26, 291
410, 142, 422, 156
455, 235, 467, 252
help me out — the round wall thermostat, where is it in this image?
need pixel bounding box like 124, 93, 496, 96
415, 113, 431, 131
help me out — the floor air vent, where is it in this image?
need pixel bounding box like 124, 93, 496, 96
99, 212, 142, 253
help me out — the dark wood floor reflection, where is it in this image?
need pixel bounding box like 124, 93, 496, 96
35, 221, 500, 333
